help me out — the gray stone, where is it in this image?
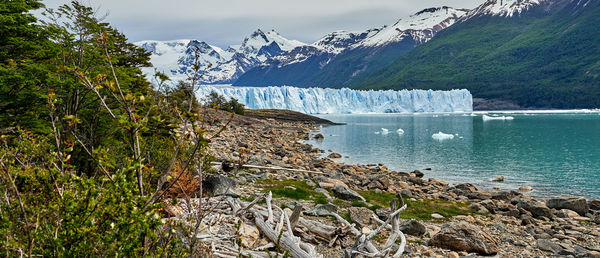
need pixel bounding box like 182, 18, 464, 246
429, 222, 499, 255
589, 199, 600, 210
313, 133, 324, 140
305, 204, 338, 217
399, 219, 427, 236
467, 191, 492, 200
286, 201, 308, 211
375, 207, 391, 221
348, 207, 374, 227
515, 198, 553, 219
536, 239, 563, 254
547, 196, 589, 216
491, 191, 511, 201
203, 174, 239, 197
332, 185, 366, 202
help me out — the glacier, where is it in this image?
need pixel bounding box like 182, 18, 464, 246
196, 85, 472, 114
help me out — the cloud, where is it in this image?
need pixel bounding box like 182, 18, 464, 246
39, 0, 483, 47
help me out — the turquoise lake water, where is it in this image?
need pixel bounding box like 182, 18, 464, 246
307, 111, 600, 199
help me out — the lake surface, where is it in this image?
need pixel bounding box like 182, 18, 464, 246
306, 111, 600, 199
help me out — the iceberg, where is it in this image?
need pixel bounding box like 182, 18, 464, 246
396, 128, 405, 134
482, 115, 514, 121
381, 128, 389, 135
196, 85, 473, 114
432, 132, 455, 141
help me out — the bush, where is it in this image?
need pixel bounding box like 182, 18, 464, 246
205, 91, 245, 115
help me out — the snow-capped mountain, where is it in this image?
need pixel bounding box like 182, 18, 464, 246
234, 6, 470, 86
359, 7, 468, 47
462, 0, 546, 19
137, 6, 470, 85
135, 29, 306, 84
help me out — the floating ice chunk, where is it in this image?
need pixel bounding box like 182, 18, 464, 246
381, 128, 389, 135
396, 128, 405, 134
482, 115, 514, 121
374, 132, 380, 135
432, 131, 455, 141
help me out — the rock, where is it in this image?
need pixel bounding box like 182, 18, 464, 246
332, 185, 366, 202
470, 203, 490, 214
305, 204, 338, 217
305, 179, 316, 187
399, 219, 426, 236
431, 213, 444, 219
203, 174, 239, 197
348, 207, 374, 227
454, 183, 478, 193
556, 209, 580, 218
491, 191, 511, 201
286, 201, 308, 211
400, 189, 414, 198
327, 152, 342, 159
428, 222, 499, 255
316, 177, 348, 189
239, 222, 260, 248
314, 188, 333, 200
547, 195, 589, 216
492, 175, 505, 182
519, 186, 533, 192
515, 198, 552, 219
411, 170, 424, 178
448, 251, 460, 258
536, 239, 563, 254
313, 133, 324, 140
587, 251, 600, 258
521, 215, 536, 226
467, 191, 492, 200
589, 199, 600, 210
375, 207, 391, 221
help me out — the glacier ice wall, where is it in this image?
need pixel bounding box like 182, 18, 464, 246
196, 85, 472, 114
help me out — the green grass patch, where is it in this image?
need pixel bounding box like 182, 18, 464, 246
357, 190, 477, 221
257, 179, 326, 201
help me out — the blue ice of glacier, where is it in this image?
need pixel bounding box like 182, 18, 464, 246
196, 85, 473, 114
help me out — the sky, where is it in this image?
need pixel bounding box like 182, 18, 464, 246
39, 0, 484, 48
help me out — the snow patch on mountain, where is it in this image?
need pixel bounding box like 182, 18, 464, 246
360, 7, 469, 46
463, 0, 545, 19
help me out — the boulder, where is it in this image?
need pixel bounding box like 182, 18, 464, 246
399, 219, 427, 236
547, 196, 589, 216
327, 152, 342, 159
492, 175, 505, 182
589, 199, 600, 210
375, 207, 391, 221
348, 207, 374, 227
429, 222, 499, 255
467, 191, 492, 200
203, 174, 239, 197
305, 204, 338, 217
332, 185, 366, 202
515, 198, 552, 219
491, 191, 511, 201
536, 239, 563, 254
555, 209, 579, 218
313, 133, 324, 140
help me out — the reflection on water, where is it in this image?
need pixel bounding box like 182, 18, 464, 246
306, 113, 600, 199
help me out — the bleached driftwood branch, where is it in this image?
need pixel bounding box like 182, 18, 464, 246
335, 195, 407, 258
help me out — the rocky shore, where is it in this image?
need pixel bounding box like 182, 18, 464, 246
167, 110, 600, 257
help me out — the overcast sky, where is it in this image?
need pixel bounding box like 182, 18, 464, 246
39, 0, 483, 48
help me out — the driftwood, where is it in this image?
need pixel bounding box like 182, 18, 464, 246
340, 195, 407, 258
251, 192, 322, 258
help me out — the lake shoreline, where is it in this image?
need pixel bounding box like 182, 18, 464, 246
197, 109, 600, 256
